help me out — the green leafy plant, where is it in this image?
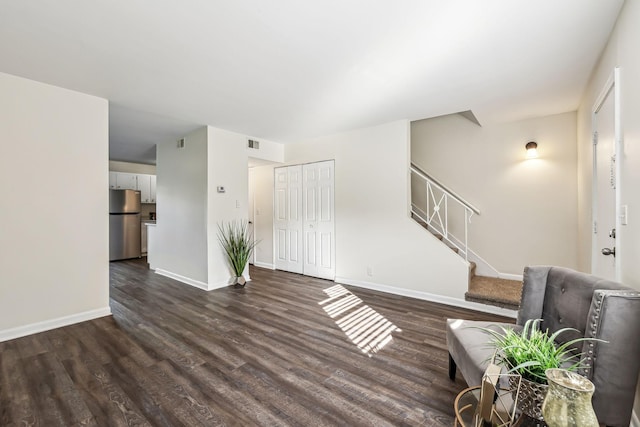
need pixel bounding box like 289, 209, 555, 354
481, 319, 601, 385
217, 220, 259, 282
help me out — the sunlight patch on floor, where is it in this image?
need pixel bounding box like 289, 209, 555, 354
319, 284, 401, 356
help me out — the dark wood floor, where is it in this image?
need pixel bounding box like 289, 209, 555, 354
0, 259, 511, 426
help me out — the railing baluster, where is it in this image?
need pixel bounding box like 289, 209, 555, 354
410, 165, 478, 264
444, 195, 448, 239
464, 208, 469, 261
426, 181, 430, 227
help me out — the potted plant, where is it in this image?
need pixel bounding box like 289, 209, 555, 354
217, 220, 259, 287
481, 319, 601, 421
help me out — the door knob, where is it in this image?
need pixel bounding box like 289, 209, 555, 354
601, 247, 616, 257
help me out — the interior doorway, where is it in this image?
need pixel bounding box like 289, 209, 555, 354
592, 68, 621, 281
274, 160, 335, 280
248, 167, 256, 265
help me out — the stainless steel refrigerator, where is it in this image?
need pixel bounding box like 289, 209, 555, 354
109, 189, 141, 261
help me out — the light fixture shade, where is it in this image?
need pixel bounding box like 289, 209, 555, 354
526, 141, 538, 159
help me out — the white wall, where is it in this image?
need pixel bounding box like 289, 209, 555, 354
109, 160, 156, 174
577, 0, 640, 288
154, 125, 251, 290
576, 1, 640, 420
207, 126, 250, 287
0, 72, 110, 340
253, 120, 470, 300
411, 112, 579, 275
247, 137, 285, 164
155, 126, 209, 285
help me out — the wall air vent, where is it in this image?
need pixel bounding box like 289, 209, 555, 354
177, 138, 186, 149
248, 139, 260, 149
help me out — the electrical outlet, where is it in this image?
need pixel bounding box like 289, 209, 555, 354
366, 266, 373, 277
236, 200, 240, 208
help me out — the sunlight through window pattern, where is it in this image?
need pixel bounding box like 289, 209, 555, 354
319, 284, 401, 356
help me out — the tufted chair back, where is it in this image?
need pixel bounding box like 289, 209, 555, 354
517, 266, 640, 427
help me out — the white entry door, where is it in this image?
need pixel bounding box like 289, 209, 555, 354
592, 70, 619, 281
302, 160, 335, 280
274, 165, 303, 274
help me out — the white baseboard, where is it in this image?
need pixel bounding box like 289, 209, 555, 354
0, 307, 112, 342
154, 269, 228, 291
253, 261, 275, 270
631, 410, 639, 427
335, 276, 518, 318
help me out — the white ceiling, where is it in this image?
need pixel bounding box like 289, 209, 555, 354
0, 1, 624, 164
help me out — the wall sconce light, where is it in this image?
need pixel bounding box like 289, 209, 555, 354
526, 141, 538, 159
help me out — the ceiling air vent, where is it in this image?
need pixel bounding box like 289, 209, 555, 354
248, 139, 260, 149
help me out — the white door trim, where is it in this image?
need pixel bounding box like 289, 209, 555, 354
591, 67, 621, 280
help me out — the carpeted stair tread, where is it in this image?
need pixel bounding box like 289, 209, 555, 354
465, 275, 522, 310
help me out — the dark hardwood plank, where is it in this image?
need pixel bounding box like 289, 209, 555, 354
0, 258, 511, 425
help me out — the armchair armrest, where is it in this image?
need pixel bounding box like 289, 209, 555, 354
580, 289, 640, 427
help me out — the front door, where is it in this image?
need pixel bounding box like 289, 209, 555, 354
592, 70, 619, 281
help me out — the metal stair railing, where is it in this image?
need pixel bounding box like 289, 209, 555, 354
410, 163, 480, 261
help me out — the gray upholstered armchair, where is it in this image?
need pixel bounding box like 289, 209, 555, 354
446, 266, 640, 427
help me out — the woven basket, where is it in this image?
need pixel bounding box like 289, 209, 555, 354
509, 375, 549, 420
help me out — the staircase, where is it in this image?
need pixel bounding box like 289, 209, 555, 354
410, 164, 522, 311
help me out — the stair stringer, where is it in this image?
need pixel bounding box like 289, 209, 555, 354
411, 211, 523, 282
406, 217, 472, 297
466, 247, 523, 281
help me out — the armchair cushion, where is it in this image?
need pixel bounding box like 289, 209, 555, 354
446, 319, 521, 387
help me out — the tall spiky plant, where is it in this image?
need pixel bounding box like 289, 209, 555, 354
217, 220, 259, 283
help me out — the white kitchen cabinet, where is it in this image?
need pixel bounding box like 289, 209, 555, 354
137, 174, 152, 203
114, 172, 137, 190
141, 220, 156, 255
109, 171, 117, 189
150, 175, 156, 203
141, 221, 148, 254
109, 172, 157, 203
146, 223, 156, 270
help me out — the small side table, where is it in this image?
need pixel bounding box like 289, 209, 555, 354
454, 387, 545, 427
454, 386, 483, 427
454, 362, 547, 427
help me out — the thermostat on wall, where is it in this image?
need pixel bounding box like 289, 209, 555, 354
217, 186, 225, 193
